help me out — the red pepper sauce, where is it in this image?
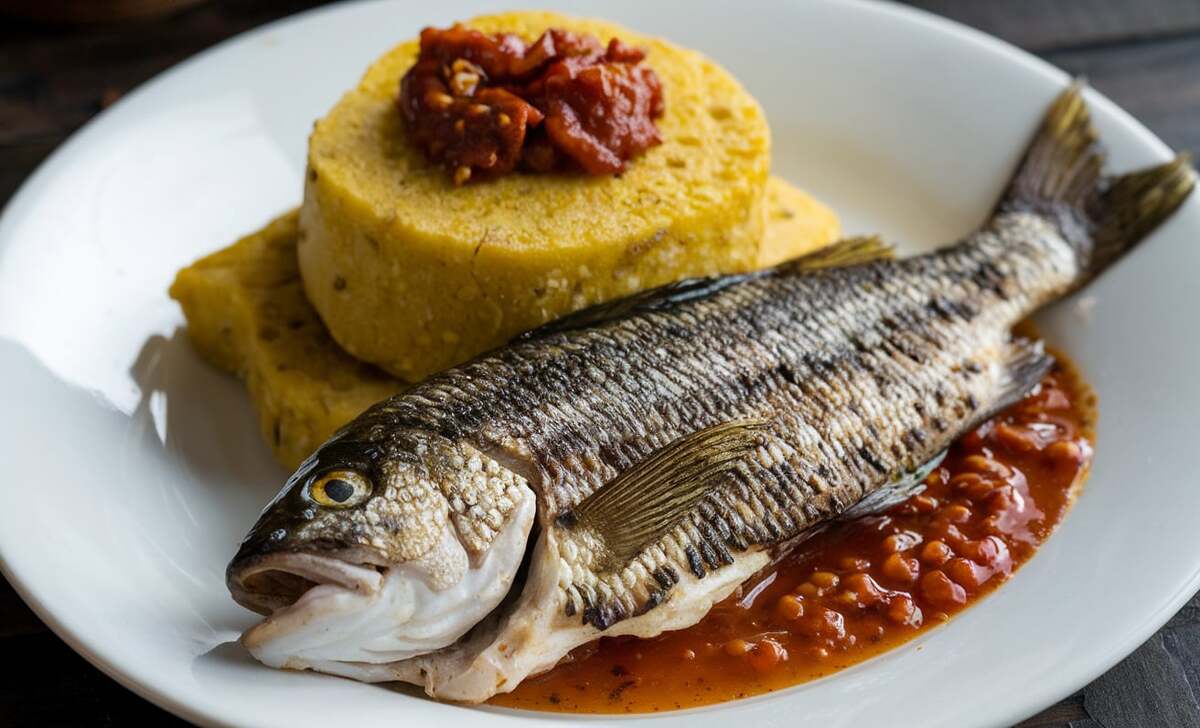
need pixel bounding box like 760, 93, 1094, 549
491, 356, 1095, 713
399, 25, 664, 184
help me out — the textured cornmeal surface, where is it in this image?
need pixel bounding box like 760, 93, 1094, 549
758, 177, 840, 268
172, 179, 837, 471
301, 10, 775, 381
169, 211, 405, 470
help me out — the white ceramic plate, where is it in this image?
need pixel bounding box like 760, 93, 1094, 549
2, 1, 1197, 726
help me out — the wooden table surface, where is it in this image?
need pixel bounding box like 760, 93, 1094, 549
2, 1, 1198, 725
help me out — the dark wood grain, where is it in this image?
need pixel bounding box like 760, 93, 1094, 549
0, 632, 190, 727
907, 0, 1200, 158
1, 1, 1198, 726
0, 0, 325, 205
1046, 35, 1200, 157
0, 571, 48, 640
907, 0, 1200, 53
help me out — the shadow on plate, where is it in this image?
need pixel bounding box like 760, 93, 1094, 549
116, 329, 290, 639
193, 639, 433, 702
128, 327, 285, 494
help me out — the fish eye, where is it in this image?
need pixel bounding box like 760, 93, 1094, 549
308, 470, 371, 508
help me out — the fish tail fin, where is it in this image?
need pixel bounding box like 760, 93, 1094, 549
995, 80, 1195, 280
1089, 153, 1195, 272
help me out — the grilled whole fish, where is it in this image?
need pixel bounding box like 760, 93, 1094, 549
226, 85, 1194, 701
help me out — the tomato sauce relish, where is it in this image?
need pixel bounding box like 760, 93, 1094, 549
398, 25, 664, 184
492, 356, 1095, 713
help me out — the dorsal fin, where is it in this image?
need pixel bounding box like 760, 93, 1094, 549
514, 272, 761, 342
557, 419, 770, 568
777, 235, 894, 272
516, 237, 893, 344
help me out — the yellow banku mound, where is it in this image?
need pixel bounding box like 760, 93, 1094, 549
300, 10, 825, 381
172, 178, 838, 470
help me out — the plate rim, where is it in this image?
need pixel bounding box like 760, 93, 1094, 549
0, 1, 1195, 726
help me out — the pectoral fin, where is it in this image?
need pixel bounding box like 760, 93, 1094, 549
558, 419, 770, 568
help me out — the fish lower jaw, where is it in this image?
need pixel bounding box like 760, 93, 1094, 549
368, 532, 774, 703
241, 491, 536, 672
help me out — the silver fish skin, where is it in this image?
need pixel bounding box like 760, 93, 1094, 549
226, 84, 1195, 701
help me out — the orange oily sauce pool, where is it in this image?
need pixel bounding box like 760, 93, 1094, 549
492, 360, 1095, 713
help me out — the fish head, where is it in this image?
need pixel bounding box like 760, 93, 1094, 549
226, 423, 536, 671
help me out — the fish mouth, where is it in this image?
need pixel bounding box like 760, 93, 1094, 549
229, 492, 538, 673
227, 550, 385, 616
